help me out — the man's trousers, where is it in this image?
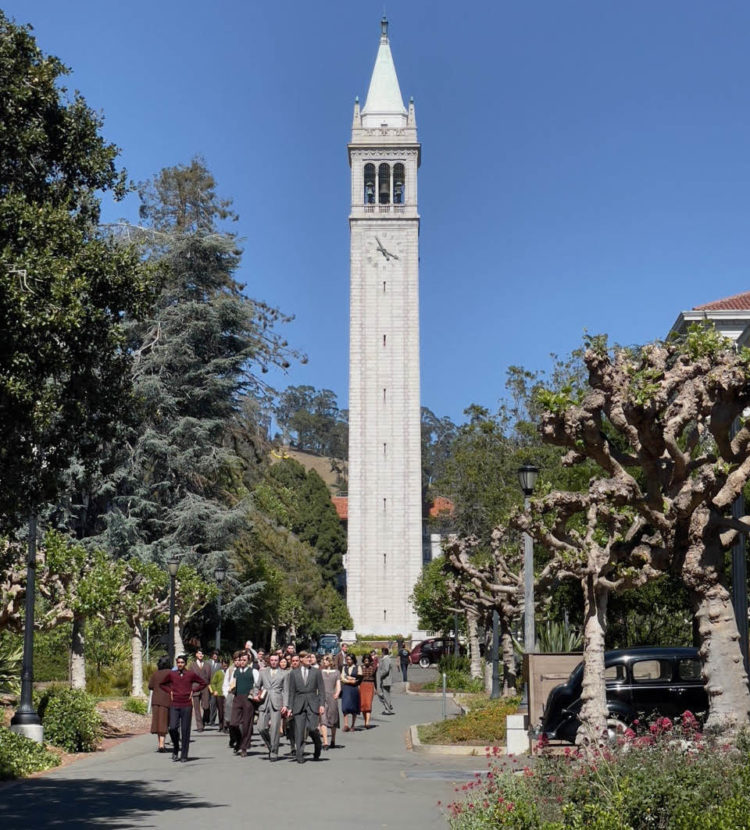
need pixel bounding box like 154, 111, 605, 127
258, 703, 283, 755
231, 693, 255, 752
293, 706, 321, 762
168, 706, 192, 760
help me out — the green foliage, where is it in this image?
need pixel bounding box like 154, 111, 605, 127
33, 625, 72, 682
447, 725, 750, 829
418, 695, 519, 745
537, 620, 582, 653
606, 575, 693, 649
0, 11, 149, 528
41, 687, 102, 752
0, 634, 22, 697
0, 728, 60, 779
439, 654, 471, 673
410, 558, 457, 634
123, 697, 148, 715
275, 385, 348, 459
424, 658, 484, 693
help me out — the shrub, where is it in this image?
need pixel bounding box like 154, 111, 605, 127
42, 688, 102, 752
0, 635, 22, 698
420, 696, 520, 745
0, 728, 60, 779
446, 714, 750, 829
439, 654, 470, 674
123, 697, 148, 715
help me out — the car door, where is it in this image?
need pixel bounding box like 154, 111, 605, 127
629, 657, 676, 719
672, 656, 708, 717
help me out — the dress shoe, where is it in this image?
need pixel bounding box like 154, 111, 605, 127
297, 757, 306, 764
179, 758, 187, 763
171, 753, 179, 761
270, 753, 279, 762
233, 748, 240, 755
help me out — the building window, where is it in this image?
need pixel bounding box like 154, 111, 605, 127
383, 442, 387, 457
378, 163, 391, 204
393, 163, 405, 204
383, 388, 387, 403
383, 497, 387, 511
364, 163, 376, 204
383, 281, 386, 293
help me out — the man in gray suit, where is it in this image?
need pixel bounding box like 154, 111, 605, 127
255, 652, 287, 762
377, 646, 395, 714
283, 650, 325, 763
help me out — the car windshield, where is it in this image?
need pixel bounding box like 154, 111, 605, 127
319, 636, 338, 647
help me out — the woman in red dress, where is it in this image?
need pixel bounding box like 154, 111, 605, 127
359, 653, 377, 728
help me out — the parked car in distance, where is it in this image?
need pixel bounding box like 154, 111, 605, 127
539, 646, 708, 743
409, 637, 465, 668
316, 633, 341, 656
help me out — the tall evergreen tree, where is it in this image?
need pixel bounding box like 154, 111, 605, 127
0, 12, 148, 529
91, 159, 300, 589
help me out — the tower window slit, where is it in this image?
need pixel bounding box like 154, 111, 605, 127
383, 388, 387, 404
383, 334, 386, 347
383, 442, 387, 457
383, 497, 387, 512
383, 281, 386, 293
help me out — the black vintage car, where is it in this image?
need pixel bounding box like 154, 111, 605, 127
539, 646, 709, 742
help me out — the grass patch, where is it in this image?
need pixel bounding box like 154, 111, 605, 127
418, 695, 520, 745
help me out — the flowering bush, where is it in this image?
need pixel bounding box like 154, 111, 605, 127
446, 712, 750, 829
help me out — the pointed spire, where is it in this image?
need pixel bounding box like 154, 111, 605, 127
361, 17, 407, 128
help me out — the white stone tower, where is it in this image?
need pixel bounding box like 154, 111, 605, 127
346, 18, 422, 636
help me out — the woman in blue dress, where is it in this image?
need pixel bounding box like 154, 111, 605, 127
340, 652, 362, 732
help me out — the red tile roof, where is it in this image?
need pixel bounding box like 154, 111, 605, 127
694, 290, 750, 311
332, 496, 348, 521
427, 496, 454, 518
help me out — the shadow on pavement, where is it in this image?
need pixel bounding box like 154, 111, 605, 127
0, 778, 221, 828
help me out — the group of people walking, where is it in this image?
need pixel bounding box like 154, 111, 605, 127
148, 643, 397, 763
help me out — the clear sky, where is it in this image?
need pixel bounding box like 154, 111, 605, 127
5, 1, 750, 424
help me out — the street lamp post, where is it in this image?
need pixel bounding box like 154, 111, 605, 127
490, 609, 500, 699
214, 566, 227, 652
518, 464, 539, 707
167, 558, 179, 666
10, 515, 43, 743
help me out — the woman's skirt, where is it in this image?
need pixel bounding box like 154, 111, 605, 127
359, 680, 375, 714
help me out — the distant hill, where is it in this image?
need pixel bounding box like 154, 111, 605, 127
270, 446, 348, 495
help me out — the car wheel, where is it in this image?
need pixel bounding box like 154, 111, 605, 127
606, 715, 629, 741
419, 656, 431, 669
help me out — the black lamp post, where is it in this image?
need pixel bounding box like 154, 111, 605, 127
167, 557, 179, 666
214, 566, 227, 652
518, 464, 539, 707
10, 515, 43, 742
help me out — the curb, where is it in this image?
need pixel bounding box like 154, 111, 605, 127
409, 723, 506, 756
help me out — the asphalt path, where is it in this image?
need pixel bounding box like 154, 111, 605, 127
0, 673, 496, 829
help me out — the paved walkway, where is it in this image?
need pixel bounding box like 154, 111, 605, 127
1, 682, 492, 829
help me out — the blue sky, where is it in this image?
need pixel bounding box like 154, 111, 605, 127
5, 1, 750, 423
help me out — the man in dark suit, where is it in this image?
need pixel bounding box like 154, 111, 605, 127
283, 650, 325, 763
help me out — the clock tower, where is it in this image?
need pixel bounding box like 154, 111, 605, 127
346, 18, 422, 636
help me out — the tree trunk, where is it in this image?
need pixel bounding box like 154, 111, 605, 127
270, 625, 278, 651
689, 581, 750, 733
682, 528, 750, 734
131, 621, 146, 697
70, 615, 86, 690
467, 608, 482, 679
500, 619, 517, 697
575, 575, 609, 748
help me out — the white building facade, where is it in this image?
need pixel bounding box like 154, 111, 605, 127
345, 19, 423, 636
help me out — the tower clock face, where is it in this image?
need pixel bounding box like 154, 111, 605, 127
366, 232, 404, 266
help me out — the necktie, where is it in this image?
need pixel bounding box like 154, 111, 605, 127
303, 667, 308, 683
